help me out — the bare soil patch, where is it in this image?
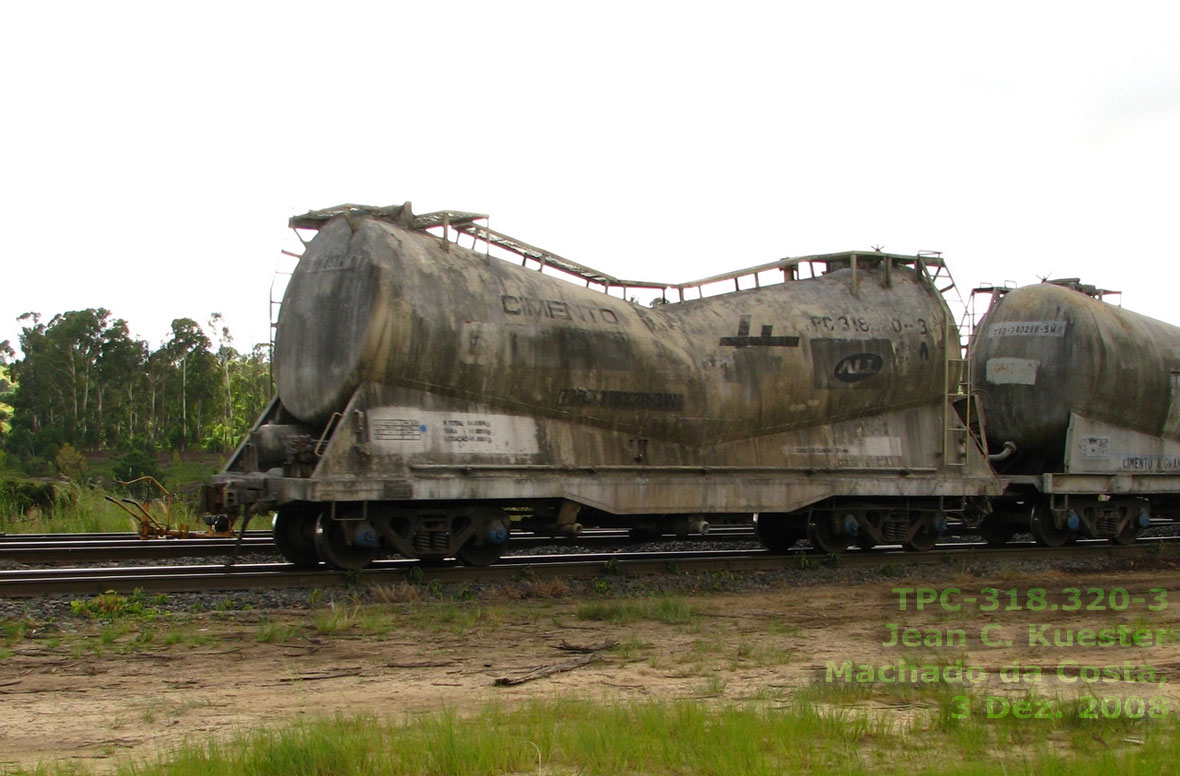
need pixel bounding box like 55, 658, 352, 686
3, 564, 1179, 771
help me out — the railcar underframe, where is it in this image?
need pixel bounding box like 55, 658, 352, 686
205, 383, 1007, 568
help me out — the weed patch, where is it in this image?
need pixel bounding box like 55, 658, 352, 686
26, 696, 1180, 776
576, 596, 698, 625
69, 589, 168, 621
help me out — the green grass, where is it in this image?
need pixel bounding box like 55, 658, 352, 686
1, 597, 519, 663
1, 617, 32, 647
1, 483, 153, 533
311, 606, 356, 635
256, 620, 300, 643
159, 625, 218, 649
6, 695, 1178, 775
69, 589, 169, 620
576, 596, 697, 624
158, 453, 223, 488
0, 451, 222, 534
407, 602, 505, 633
610, 634, 653, 660
70, 450, 222, 490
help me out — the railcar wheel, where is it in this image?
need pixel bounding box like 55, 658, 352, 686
273, 509, 320, 568
903, 524, 939, 552
977, 515, 1016, 547
314, 512, 379, 570
453, 509, 510, 567
755, 514, 805, 553
807, 515, 851, 555
1030, 503, 1073, 548
456, 539, 506, 567
856, 537, 878, 551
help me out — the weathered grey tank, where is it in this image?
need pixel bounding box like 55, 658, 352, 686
971, 282, 1180, 474
275, 215, 949, 456
208, 203, 1001, 568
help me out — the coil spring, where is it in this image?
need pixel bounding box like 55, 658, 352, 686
1097, 517, 1120, 535
884, 521, 908, 542
413, 531, 451, 553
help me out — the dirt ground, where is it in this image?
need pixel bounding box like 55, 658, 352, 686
4, 564, 1180, 772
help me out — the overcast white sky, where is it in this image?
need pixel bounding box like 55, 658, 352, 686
3, 1, 1178, 357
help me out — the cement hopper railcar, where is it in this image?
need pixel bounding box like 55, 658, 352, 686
970, 280, 1180, 546
204, 203, 1001, 568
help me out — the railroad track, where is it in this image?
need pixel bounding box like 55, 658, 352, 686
0, 527, 759, 565
2, 538, 1174, 599
6, 518, 1173, 566
0, 532, 278, 563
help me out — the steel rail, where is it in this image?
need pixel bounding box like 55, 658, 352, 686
0, 527, 758, 565
1, 538, 1174, 599
0, 531, 274, 542
0, 527, 755, 545
4, 518, 1169, 565
0, 536, 278, 563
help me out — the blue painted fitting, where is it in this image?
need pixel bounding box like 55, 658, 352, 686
486, 522, 509, 544
933, 515, 949, 534
1139, 510, 1152, 529
353, 525, 377, 547
1066, 511, 1081, 531
842, 515, 859, 535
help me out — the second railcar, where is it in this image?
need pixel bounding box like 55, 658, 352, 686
970, 280, 1180, 546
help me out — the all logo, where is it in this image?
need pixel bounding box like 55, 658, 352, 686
834, 353, 883, 383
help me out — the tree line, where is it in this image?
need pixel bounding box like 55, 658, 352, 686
0, 309, 271, 477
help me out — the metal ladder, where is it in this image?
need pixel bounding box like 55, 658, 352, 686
917, 251, 973, 469
954, 283, 1020, 461
943, 318, 971, 468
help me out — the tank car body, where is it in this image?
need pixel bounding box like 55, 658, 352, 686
205, 203, 1000, 568
970, 281, 1180, 546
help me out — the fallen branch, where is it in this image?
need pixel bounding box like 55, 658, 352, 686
279, 668, 361, 683
555, 639, 618, 654
553, 620, 603, 630
494, 654, 596, 686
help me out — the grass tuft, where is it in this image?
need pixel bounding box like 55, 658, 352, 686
576, 596, 697, 625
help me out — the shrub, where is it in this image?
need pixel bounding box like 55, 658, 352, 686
55, 443, 87, 482
21, 455, 53, 478
0, 478, 73, 515
113, 447, 165, 498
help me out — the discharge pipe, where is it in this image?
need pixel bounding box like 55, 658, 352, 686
988, 441, 1017, 463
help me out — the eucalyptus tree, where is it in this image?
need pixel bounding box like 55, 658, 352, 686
8, 310, 108, 451
156, 318, 220, 450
